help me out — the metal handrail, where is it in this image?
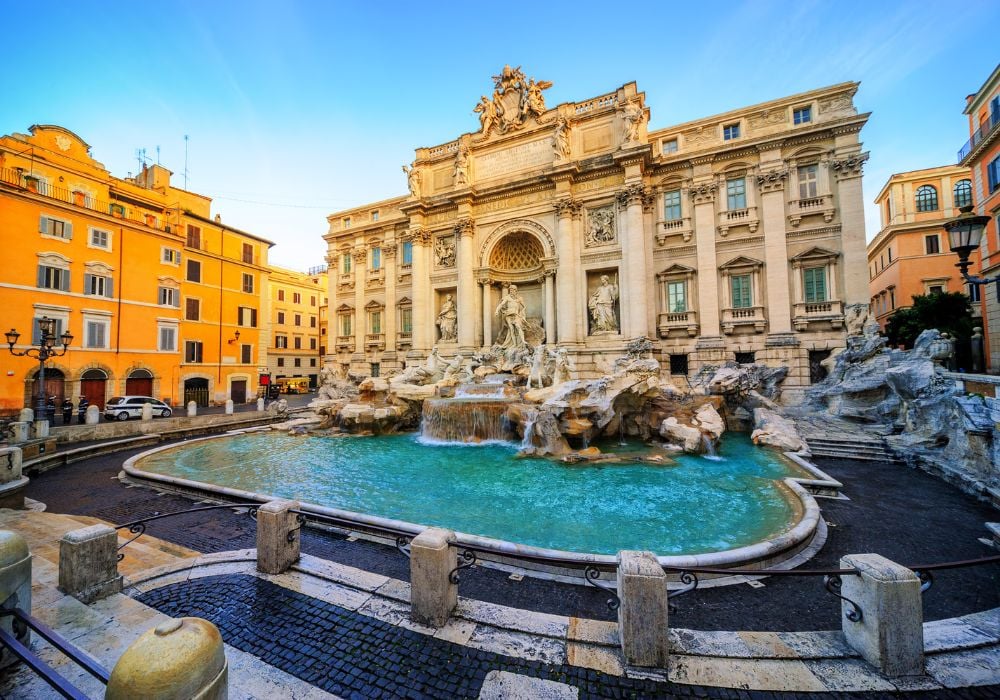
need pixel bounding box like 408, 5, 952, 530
113, 503, 261, 560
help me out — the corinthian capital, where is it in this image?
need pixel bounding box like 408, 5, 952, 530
351, 247, 368, 262
405, 228, 432, 246
453, 218, 474, 238
689, 181, 716, 204
554, 197, 582, 218
616, 183, 648, 208
830, 152, 869, 180
756, 169, 788, 193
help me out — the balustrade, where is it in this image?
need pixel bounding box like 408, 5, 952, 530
657, 310, 699, 338
721, 306, 766, 334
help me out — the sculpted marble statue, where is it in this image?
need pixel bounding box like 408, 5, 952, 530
454, 146, 469, 186
402, 164, 420, 197
552, 117, 569, 160
522, 78, 552, 118
622, 102, 643, 144
553, 348, 570, 384
494, 284, 527, 349
436, 294, 458, 342
589, 275, 619, 334
474, 96, 498, 136
434, 238, 456, 268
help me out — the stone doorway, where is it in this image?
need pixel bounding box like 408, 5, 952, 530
125, 369, 153, 397
184, 378, 210, 407
30, 368, 65, 409
80, 369, 108, 409
231, 380, 247, 404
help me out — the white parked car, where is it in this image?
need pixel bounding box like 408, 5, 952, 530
104, 396, 172, 421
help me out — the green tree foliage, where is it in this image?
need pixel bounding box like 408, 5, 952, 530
884, 291, 974, 349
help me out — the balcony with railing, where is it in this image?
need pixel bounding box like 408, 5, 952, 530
717, 206, 759, 236
654, 217, 693, 245
1, 167, 171, 232
657, 310, 698, 338
366, 269, 385, 288
787, 194, 835, 227
958, 110, 1000, 164
721, 306, 766, 334
365, 333, 385, 350
397, 331, 412, 347
335, 335, 354, 351
792, 299, 844, 331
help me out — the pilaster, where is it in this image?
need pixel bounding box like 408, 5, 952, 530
832, 152, 870, 305
455, 218, 476, 350
408, 228, 432, 355
555, 198, 582, 344
383, 241, 397, 352
617, 184, 650, 338
352, 245, 367, 355
756, 168, 793, 336
691, 181, 721, 337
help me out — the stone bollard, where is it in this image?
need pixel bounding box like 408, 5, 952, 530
0, 530, 32, 669
410, 527, 457, 628
9, 422, 29, 443
106, 617, 227, 699
256, 397, 265, 412
617, 550, 670, 668
187, 401, 197, 417
141, 402, 153, 421
18, 408, 33, 423
0, 447, 25, 509
224, 399, 234, 415
840, 554, 924, 677
58, 524, 123, 603
32, 419, 49, 439
85, 404, 100, 424
255, 499, 300, 574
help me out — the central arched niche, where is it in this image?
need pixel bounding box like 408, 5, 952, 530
489, 231, 544, 274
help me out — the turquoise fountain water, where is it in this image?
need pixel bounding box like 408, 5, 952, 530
136, 432, 809, 556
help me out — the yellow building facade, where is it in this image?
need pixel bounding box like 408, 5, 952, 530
266, 265, 326, 392
0, 124, 272, 414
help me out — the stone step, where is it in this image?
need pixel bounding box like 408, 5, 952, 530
808, 446, 903, 463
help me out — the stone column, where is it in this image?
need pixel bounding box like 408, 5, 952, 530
832, 153, 870, 306
617, 550, 669, 668
555, 198, 581, 344
256, 499, 301, 575
455, 219, 476, 350
543, 272, 556, 345
353, 246, 367, 355
409, 229, 431, 355
481, 279, 493, 348
839, 553, 923, 677
383, 242, 397, 354
692, 182, 721, 337
59, 524, 122, 603
618, 185, 650, 338
757, 169, 793, 335
409, 527, 457, 628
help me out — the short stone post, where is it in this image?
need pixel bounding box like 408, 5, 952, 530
0, 530, 32, 669
18, 408, 33, 423
32, 419, 49, 439
840, 553, 924, 677
187, 401, 197, 417
141, 402, 153, 421
0, 447, 25, 509
106, 617, 228, 699
9, 422, 29, 443
410, 527, 457, 627
58, 524, 123, 603
257, 397, 265, 412
617, 550, 670, 668
224, 399, 234, 415
85, 404, 100, 424
255, 499, 300, 574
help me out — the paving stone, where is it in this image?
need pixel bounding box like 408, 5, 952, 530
801, 658, 897, 691
566, 642, 624, 676
669, 655, 827, 692
924, 617, 1000, 652
926, 646, 1000, 687
478, 670, 579, 699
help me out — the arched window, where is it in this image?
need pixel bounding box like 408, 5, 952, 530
915, 185, 938, 212
953, 179, 972, 208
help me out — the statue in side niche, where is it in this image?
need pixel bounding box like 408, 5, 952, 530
589, 275, 620, 334
552, 117, 570, 160
436, 294, 458, 342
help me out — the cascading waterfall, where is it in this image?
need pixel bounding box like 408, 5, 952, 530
420, 398, 515, 443
701, 434, 723, 460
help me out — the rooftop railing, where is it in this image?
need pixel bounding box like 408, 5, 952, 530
958, 110, 1000, 163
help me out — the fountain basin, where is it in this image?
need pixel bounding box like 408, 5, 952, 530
123, 432, 823, 577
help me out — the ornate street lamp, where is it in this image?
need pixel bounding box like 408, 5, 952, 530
5, 316, 73, 424
946, 204, 997, 291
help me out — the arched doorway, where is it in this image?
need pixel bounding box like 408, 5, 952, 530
30, 368, 65, 408
125, 369, 153, 397
184, 378, 209, 407
80, 369, 108, 409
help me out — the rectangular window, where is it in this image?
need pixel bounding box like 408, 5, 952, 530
83, 273, 113, 298
37, 265, 70, 291
162, 247, 181, 265
185, 297, 200, 321
661, 138, 678, 154
278, 289, 285, 301
238, 306, 258, 327
294, 358, 301, 368
310, 338, 317, 350
310, 316, 317, 328
928, 285, 944, 295
158, 326, 177, 352
39, 215, 72, 239
340, 315, 352, 336
734, 352, 756, 365
988, 155, 1000, 194
669, 354, 689, 376
369, 311, 382, 334
186, 259, 201, 283
925, 235, 940, 254
370, 247, 381, 271
31, 317, 64, 345
371, 210, 379, 222
343, 217, 351, 228
401, 307, 413, 333
294, 337, 302, 349
311, 358, 317, 367
968, 282, 981, 303
793, 106, 812, 124
402, 241, 413, 266
277, 358, 285, 367
184, 340, 203, 363
241, 344, 252, 364
85, 320, 108, 349
726, 178, 747, 210
803, 266, 827, 302
293, 292, 301, 304
370, 363, 380, 378
730, 274, 752, 308
242, 273, 254, 294
310, 296, 316, 306
294, 314, 301, 326
158, 287, 180, 307
798, 164, 818, 199
663, 189, 682, 221
890, 289, 895, 309
723, 123, 740, 140
887, 248, 893, 262
277, 311, 285, 324
242, 243, 253, 264
666, 281, 686, 312
342, 254, 352, 274
276, 335, 288, 349
186, 225, 201, 249
89, 227, 110, 249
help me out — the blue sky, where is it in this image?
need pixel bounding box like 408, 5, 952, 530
3, 0, 998, 270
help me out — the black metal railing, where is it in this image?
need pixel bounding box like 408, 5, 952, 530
0, 607, 110, 699
114, 503, 260, 560
958, 110, 1000, 162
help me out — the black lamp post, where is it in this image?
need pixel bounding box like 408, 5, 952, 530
946, 204, 997, 292
5, 316, 73, 423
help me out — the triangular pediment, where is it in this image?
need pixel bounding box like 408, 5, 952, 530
719, 255, 763, 270
364, 299, 384, 310
659, 263, 695, 276
396, 296, 412, 306
335, 303, 354, 312
791, 246, 839, 262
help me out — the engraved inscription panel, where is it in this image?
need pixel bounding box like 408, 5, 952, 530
582, 125, 613, 153
475, 139, 552, 180
433, 167, 453, 191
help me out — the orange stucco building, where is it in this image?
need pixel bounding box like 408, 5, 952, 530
867, 165, 980, 332
0, 124, 272, 414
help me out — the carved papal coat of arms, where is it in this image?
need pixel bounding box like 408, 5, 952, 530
474, 65, 552, 137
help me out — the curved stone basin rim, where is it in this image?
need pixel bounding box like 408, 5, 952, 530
121, 432, 822, 573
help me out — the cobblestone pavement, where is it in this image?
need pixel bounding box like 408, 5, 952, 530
26, 447, 999, 631
137, 573, 992, 700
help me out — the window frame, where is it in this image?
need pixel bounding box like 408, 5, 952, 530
663, 189, 682, 221
242, 272, 254, 294
158, 324, 178, 352
953, 179, 973, 208
793, 105, 812, 124
803, 266, 828, 303
88, 227, 111, 250
915, 184, 939, 212
184, 340, 203, 363
666, 280, 687, 313
185, 297, 201, 321
186, 259, 201, 283
730, 273, 753, 309
726, 177, 747, 210
39, 214, 72, 240
798, 164, 819, 199
84, 318, 110, 349
722, 123, 741, 141
924, 234, 941, 255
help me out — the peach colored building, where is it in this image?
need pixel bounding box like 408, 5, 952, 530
868, 166, 980, 331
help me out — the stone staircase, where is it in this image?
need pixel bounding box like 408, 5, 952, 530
804, 433, 903, 463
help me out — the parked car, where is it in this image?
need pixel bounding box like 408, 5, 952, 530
104, 396, 172, 421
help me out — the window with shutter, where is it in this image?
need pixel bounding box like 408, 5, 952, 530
803, 267, 827, 302
730, 275, 752, 308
